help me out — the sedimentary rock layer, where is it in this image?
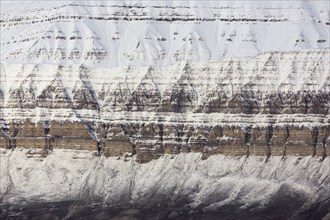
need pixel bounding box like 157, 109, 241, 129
1, 50, 329, 162
1, 121, 329, 162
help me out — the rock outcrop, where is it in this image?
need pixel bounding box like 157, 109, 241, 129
1, 1, 330, 219
1, 49, 329, 162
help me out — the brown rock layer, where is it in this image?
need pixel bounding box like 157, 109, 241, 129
1, 51, 329, 162
1, 121, 328, 162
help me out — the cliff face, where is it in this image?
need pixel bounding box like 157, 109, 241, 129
2, 122, 329, 163
1, 1, 330, 219
1, 50, 329, 162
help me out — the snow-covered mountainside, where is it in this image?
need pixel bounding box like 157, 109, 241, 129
1, 1, 330, 219
1, 149, 329, 219
1, 0, 329, 67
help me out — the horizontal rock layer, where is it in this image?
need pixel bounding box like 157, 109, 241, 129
1, 49, 329, 111
1, 49, 329, 162
1, 121, 329, 163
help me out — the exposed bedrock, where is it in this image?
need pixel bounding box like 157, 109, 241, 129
0, 50, 329, 162
1, 121, 329, 163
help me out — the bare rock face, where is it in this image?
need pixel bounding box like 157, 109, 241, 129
1, 2, 329, 219
4, 122, 328, 163
1, 50, 329, 162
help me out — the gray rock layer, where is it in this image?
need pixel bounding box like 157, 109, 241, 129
0, 50, 329, 162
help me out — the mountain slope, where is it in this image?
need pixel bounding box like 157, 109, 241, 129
1, 49, 329, 162
1, 1, 330, 219
1, 0, 329, 67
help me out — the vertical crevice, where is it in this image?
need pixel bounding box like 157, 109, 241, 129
42, 121, 51, 153
244, 126, 251, 157
159, 124, 164, 143
2, 127, 10, 148
266, 124, 273, 159
120, 124, 136, 155
97, 141, 101, 156
100, 123, 110, 156
132, 144, 137, 155
322, 137, 327, 161
45, 127, 50, 150
158, 124, 164, 155
311, 127, 319, 157
174, 124, 184, 153
12, 123, 19, 149
283, 126, 290, 157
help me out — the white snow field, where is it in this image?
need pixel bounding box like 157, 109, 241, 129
0, 1, 329, 67
0, 148, 329, 217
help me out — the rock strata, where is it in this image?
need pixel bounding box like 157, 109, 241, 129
1, 50, 329, 162
1, 121, 329, 163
